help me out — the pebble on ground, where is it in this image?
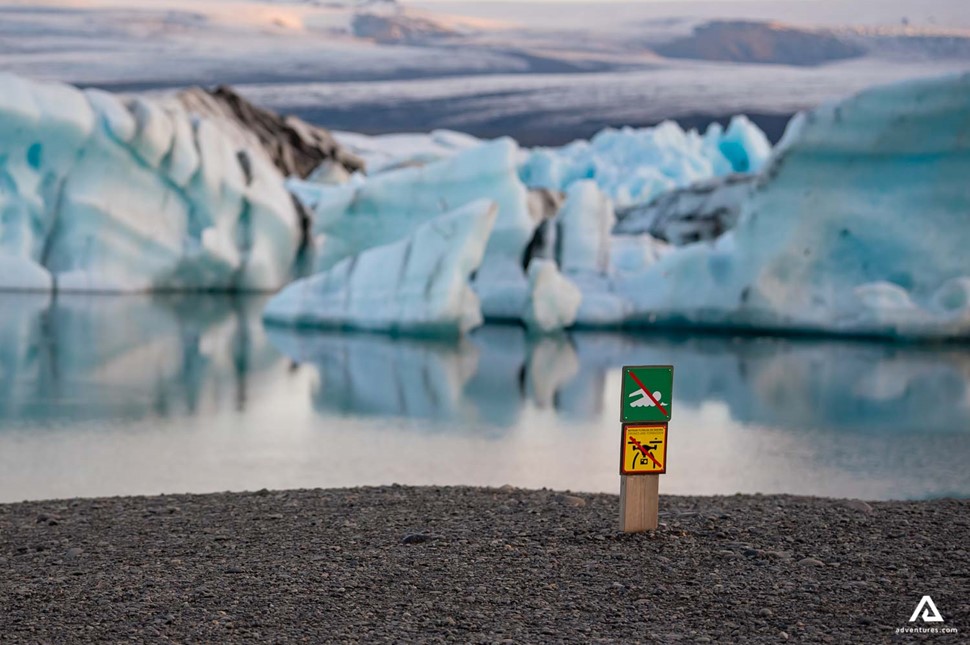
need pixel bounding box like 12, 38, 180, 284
1, 486, 968, 643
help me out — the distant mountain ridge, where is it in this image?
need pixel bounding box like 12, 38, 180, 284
655, 20, 866, 66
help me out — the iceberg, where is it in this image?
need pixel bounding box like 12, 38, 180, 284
289, 137, 538, 320
519, 116, 770, 209
0, 73, 301, 292
3, 70, 966, 340
263, 200, 497, 336
555, 181, 615, 275
600, 72, 970, 337
293, 138, 533, 271
522, 259, 582, 334
614, 174, 757, 246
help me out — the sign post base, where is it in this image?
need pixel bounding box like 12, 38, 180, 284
619, 474, 659, 533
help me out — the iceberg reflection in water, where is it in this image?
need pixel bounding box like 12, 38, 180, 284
270, 324, 970, 436
0, 293, 279, 422
0, 294, 967, 502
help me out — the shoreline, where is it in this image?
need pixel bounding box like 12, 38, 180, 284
2, 486, 967, 642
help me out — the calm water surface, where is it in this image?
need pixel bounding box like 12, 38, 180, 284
0, 293, 967, 502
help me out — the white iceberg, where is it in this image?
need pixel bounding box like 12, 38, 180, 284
4, 71, 966, 340
0, 73, 301, 293
555, 181, 615, 275
289, 137, 537, 320
263, 200, 497, 336
519, 116, 770, 209
599, 72, 970, 337
522, 259, 582, 334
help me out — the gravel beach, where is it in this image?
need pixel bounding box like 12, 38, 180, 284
1, 486, 967, 643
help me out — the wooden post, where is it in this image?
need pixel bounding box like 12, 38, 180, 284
620, 474, 659, 532
619, 365, 673, 534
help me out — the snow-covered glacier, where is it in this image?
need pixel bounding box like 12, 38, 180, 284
0, 73, 301, 292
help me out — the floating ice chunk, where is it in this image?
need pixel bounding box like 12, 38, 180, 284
556, 181, 614, 275
295, 138, 533, 273
519, 118, 771, 208
0, 73, 301, 293
264, 200, 497, 336
517, 148, 563, 194
522, 259, 582, 334
517, 181, 622, 329
602, 72, 970, 338
291, 137, 536, 321
718, 115, 772, 174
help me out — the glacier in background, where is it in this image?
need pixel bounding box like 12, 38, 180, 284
0, 71, 967, 338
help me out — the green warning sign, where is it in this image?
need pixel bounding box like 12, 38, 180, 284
621, 365, 674, 423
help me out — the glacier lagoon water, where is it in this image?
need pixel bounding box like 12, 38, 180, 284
0, 293, 967, 503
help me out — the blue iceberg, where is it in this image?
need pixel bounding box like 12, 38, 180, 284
601, 72, 970, 338
0, 74, 301, 293
0, 70, 967, 339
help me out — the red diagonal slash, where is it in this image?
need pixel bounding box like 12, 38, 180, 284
628, 370, 669, 417
627, 435, 662, 469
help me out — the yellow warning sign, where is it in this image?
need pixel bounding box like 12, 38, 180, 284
621, 424, 667, 475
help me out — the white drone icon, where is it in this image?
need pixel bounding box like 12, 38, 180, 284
629, 388, 667, 408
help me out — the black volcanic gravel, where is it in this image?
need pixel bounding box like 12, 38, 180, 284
1, 486, 967, 643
